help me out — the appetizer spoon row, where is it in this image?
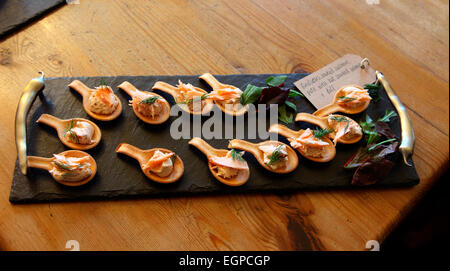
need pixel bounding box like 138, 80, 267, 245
68, 74, 249, 125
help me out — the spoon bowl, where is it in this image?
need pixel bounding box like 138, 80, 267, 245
118, 81, 171, 124
152, 81, 214, 115
268, 124, 336, 162
295, 113, 362, 144
228, 139, 298, 173
116, 143, 184, 184
68, 80, 122, 121
37, 114, 101, 150
313, 85, 370, 117
27, 150, 97, 186
188, 137, 249, 186
199, 73, 248, 116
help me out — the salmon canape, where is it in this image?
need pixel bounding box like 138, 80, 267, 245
258, 143, 289, 171
27, 150, 97, 186
327, 115, 362, 145
268, 124, 336, 162
88, 84, 119, 115
152, 80, 213, 115
295, 112, 362, 145
115, 143, 184, 184
118, 81, 170, 124
288, 128, 331, 159
227, 139, 299, 173
209, 150, 249, 179
36, 114, 102, 150
313, 85, 371, 117
50, 154, 92, 182
336, 86, 371, 109
188, 137, 250, 186
142, 150, 175, 178
68, 79, 122, 121
199, 73, 247, 116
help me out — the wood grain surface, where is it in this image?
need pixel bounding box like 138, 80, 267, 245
0, 0, 448, 251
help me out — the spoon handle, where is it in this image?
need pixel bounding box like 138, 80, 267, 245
188, 137, 218, 157
313, 103, 340, 117
116, 143, 146, 163
152, 81, 179, 99
68, 80, 92, 97
199, 73, 224, 90
295, 113, 328, 129
36, 114, 62, 129
27, 156, 53, 171
268, 124, 298, 139
118, 81, 141, 97
228, 139, 260, 154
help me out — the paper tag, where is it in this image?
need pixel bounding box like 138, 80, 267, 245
294, 54, 376, 109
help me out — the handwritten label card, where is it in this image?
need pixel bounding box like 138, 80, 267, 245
294, 54, 376, 109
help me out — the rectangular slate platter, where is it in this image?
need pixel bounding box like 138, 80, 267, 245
9, 73, 420, 203
0, 0, 66, 39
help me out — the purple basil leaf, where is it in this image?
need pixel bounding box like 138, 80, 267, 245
351, 158, 395, 186
257, 86, 289, 109
375, 121, 396, 139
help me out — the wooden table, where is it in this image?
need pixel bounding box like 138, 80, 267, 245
0, 0, 448, 251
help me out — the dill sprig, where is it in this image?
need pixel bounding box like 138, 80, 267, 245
63, 120, 79, 144
338, 96, 357, 103
53, 161, 73, 171
229, 143, 244, 161
329, 115, 350, 133
181, 94, 208, 104
368, 138, 397, 151
99, 78, 107, 86
139, 96, 160, 105
329, 115, 348, 123
377, 109, 398, 122
231, 149, 244, 162
313, 128, 334, 139
266, 144, 284, 166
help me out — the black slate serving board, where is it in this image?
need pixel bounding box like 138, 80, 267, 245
0, 0, 66, 39
10, 73, 419, 203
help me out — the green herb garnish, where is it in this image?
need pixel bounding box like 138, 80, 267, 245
229, 143, 244, 161
63, 120, 79, 144
181, 94, 208, 104
265, 75, 287, 87
278, 104, 293, 124
99, 78, 107, 86
266, 144, 284, 166
284, 100, 297, 112
377, 109, 398, 122
53, 161, 73, 171
240, 84, 263, 105
368, 138, 397, 151
288, 89, 305, 98
330, 115, 350, 133
329, 115, 349, 123
231, 149, 244, 162
139, 96, 160, 105
338, 96, 357, 103
364, 83, 381, 102
313, 128, 334, 139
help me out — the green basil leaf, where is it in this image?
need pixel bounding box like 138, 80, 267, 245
278, 105, 293, 124
288, 89, 305, 98
240, 84, 263, 105
266, 75, 287, 87
284, 100, 297, 112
